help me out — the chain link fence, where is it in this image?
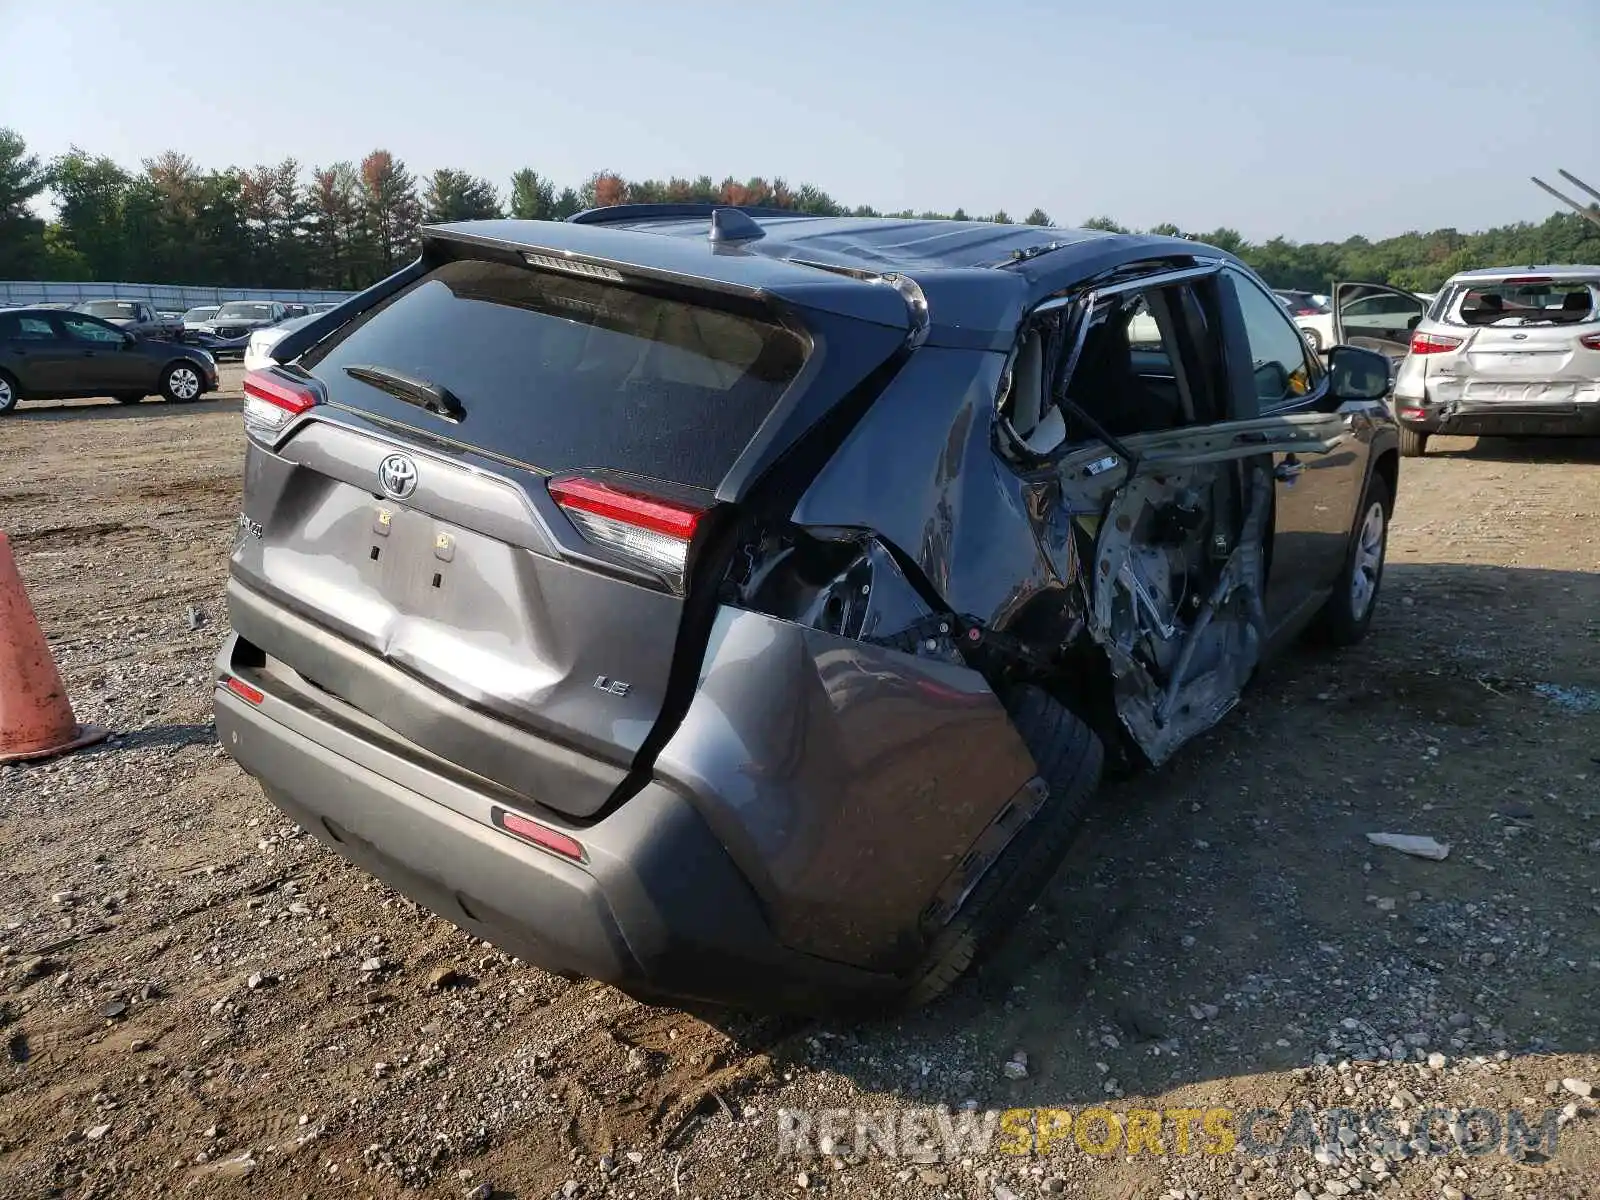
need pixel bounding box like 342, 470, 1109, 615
0, 281, 355, 310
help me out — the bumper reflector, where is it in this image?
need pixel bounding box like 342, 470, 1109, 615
225, 676, 265, 705
495, 807, 585, 861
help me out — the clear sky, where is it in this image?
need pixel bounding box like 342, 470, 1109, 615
3, 0, 1595, 242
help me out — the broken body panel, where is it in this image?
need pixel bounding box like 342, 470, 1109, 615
763, 260, 1357, 769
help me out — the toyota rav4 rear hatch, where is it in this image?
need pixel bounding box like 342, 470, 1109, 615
229, 236, 910, 819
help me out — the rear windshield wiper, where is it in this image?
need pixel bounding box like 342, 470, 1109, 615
343, 364, 465, 422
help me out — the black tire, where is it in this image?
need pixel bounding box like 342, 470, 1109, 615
113, 393, 145, 406
160, 360, 204, 403
898, 686, 1104, 1008
1302, 327, 1323, 353
0, 370, 18, 415
1311, 472, 1392, 647
1398, 425, 1428, 457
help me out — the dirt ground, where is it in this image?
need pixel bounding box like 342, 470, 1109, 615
1, 370, 1597, 1200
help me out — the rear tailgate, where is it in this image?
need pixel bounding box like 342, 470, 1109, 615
1456, 324, 1596, 408
231, 242, 910, 818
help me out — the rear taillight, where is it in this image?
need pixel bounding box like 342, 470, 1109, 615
1579, 333, 1600, 350
1409, 332, 1463, 355
549, 475, 706, 583
243, 368, 319, 435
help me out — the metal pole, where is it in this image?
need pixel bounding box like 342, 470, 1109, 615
1557, 170, 1600, 207
1531, 175, 1600, 231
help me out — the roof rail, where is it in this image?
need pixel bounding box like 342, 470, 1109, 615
568, 203, 824, 226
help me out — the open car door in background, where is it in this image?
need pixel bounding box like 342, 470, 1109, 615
1332, 282, 1430, 364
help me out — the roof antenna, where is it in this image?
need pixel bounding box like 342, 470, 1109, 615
708, 207, 766, 244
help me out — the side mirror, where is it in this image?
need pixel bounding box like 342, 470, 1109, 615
1328, 345, 1390, 401
122, 331, 137, 346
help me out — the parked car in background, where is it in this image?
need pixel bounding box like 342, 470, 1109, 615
71, 299, 185, 342
243, 312, 318, 372
197, 300, 292, 358
1274, 291, 1333, 350
183, 305, 220, 330
0, 308, 218, 414
1290, 287, 1432, 356
1356, 266, 1600, 456
216, 209, 1398, 1013
1274, 290, 1329, 317
310, 301, 340, 313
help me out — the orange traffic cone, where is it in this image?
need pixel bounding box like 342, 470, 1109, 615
0, 532, 108, 764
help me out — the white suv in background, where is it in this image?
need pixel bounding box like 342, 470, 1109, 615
242, 312, 319, 372
1335, 267, 1600, 456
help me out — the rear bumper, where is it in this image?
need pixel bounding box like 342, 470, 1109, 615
213, 634, 899, 1013
1396, 386, 1600, 438
1397, 404, 1600, 438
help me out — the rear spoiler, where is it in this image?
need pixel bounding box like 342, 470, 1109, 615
269, 258, 430, 366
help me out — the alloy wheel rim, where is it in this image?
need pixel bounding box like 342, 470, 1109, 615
171, 368, 199, 399
1350, 501, 1385, 618
0, 379, 12, 406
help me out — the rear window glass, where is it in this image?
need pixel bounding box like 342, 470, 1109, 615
302, 258, 808, 490
1449, 281, 1596, 326
78, 301, 138, 318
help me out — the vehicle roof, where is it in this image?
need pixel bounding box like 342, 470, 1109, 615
427, 209, 1234, 349
1447, 264, 1600, 282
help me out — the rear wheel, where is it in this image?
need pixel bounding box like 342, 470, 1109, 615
1398, 425, 1428, 457
898, 686, 1104, 1008
0, 371, 17, 415
1311, 473, 1391, 646
160, 362, 203, 403
1302, 326, 1323, 353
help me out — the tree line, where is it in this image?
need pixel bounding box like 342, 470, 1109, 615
2, 128, 1597, 295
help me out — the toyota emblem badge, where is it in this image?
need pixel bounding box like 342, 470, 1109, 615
378, 453, 419, 501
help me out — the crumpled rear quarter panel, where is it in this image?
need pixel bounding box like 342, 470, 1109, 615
790, 346, 1074, 628
653, 607, 1039, 972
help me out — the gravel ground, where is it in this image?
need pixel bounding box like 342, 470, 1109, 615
1, 370, 1597, 1199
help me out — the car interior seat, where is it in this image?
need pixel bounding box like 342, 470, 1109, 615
1002, 330, 1067, 454
1558, 289, 1592, 321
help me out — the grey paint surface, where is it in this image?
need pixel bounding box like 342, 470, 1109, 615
232, 421, 686, 817
654, 607, 1038, 971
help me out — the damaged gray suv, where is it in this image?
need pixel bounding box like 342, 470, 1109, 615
215, 206, 1399, 1013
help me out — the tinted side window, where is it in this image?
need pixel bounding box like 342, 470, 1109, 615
1231, 273, 1320, 406
60, 316, 124, 343
0, 315, 53, 340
